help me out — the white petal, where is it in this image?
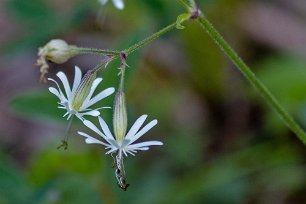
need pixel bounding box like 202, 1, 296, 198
127, 119, 158, 145
105, 148, 118, 154
63, 112, 69, 118
112, 0, 124, 9
78, 131, 110, 146
122, 149, 128, 157
129, 147, 149, 151
136, 147, 149, 151
125, 115, 148, 140
126, 150, 137, 156
72, 66, 82, 95
86, 87, 115, 108
56, 71, 72, 101
127, 141, 163, 149
67, 113, 74, 120
75, 112, 84, 121
81, 110, 100, 117
48, 87, 61, 100
48, 78, 67, 101
83, 120, 110, 142
80, 78, 102, 110
98, 116, 115, 140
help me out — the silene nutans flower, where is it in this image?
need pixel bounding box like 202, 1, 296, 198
78, 80, 162, 190
37, 39, 78, 82
79, 89, 163, 156
48, 66, 115, 121
78, 94, 162, 190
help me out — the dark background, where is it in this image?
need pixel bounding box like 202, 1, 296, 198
1, 0, 306, 203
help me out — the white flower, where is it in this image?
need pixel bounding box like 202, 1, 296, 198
98, 0, 124, 10
78, 115, 163, 156
48, 66, 115, 121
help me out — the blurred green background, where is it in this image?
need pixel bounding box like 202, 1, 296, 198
1, 0, 306, 203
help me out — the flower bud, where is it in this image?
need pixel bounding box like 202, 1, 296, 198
38, 39, 77, 64
37, 39, 78, 82
71, 70, 97, 111
113, 90, 127, 144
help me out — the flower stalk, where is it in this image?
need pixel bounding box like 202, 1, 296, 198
76, 47, 121, 56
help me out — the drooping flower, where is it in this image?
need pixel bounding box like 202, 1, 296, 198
78, 56, 161, 190
37, 39, 78, 82
98, 0, 124, 10
48, 66, 115, 121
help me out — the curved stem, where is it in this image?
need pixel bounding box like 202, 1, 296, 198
178, 2, 306, 144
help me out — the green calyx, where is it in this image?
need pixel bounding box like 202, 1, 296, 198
71, 70, 97, 111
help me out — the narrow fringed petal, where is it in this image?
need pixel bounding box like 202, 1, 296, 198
98, 116, 115, 140
122, 141, 162, 156
127, 120, 158, 145
48, 87, 61, 100
125, 115, 148, 140
71, 66, 82, 95
126, 141, 163, 149
48, 78, 67, 101
86, 87, 115, 108
81, 110, 100, 117
83, 120, 110, 143
80, 78, 102, 110
78, 131, 110, 147
56, 71, 72, 101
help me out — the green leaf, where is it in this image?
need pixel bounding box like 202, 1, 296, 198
9, 91, 63, 121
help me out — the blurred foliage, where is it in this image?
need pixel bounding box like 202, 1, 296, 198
254, 55, 306, 135
1, 0, 306, 203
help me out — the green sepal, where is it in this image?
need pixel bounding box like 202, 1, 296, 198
176, 13, 190, 29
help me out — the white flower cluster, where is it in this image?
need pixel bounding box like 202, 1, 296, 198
41, 1, 160, 188
49, 66, 162, 155
48, 59, 162, 190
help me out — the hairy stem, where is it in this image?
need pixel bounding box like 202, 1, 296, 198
77, 47, 121, 55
